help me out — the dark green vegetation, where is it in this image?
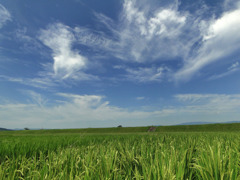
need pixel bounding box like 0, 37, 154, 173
1, 123, 240, 179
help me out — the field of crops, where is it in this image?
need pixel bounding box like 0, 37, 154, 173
1, 127, 240, 179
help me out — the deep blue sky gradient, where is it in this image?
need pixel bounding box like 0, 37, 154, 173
0, 0, 240, 128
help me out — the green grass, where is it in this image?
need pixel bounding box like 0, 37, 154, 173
1, 124, 240, 179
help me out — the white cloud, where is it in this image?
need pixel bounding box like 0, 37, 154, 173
57, 93, 104, 108
113, 0, 189, 62
148, 9, 186, 38
1, 93, 240, 129
0, 93, 159, 128
39, 23, 87, 79
122, 0, 186, 38
0, 4, 11, 28
175, 8, 240, 81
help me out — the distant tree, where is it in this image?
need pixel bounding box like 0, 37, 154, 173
118, 125, 122, 128
24, 127, 30, 130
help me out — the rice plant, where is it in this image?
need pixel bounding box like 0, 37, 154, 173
0, 132, 240, 179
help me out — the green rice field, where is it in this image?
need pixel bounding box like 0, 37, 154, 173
1, 123, 240, 179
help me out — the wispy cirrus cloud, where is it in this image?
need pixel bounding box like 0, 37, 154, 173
0, 75, 57, 89
68, 0, 210, 83
78, 0, 240, 83
124, 66, 170, 83
175, 93, 240, 113
23, 90, 48, 107
175, 5, 240, 81
0, 4, 11, 28
65, 0, 196, 83
209, 61, 239, 80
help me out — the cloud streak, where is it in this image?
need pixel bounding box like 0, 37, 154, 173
208, 62, 239, 80
124, 66, 170, 83
0, 4, 11, 28
175, 93, 240, 113
0, 75, 57, 89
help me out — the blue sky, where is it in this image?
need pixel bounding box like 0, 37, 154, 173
0, 0, 240, 129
